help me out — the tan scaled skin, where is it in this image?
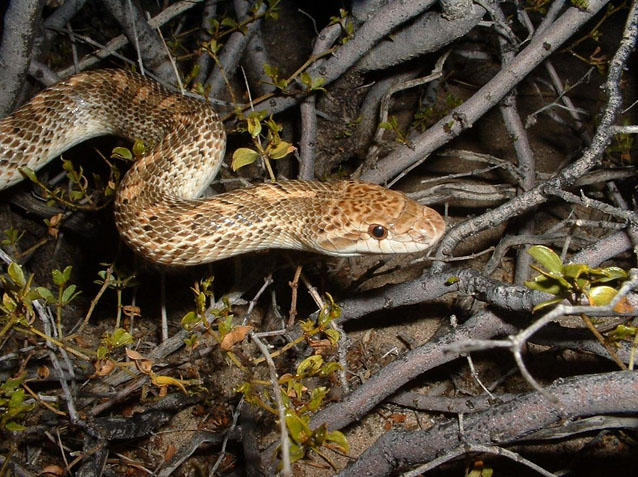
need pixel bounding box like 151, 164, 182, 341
0, 70, 446, 265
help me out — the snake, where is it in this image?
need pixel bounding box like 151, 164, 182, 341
0, 69, 445, 266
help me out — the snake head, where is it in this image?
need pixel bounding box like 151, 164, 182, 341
313, 182, 446, 257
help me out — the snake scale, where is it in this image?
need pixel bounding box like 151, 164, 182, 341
0, 69, 445, 265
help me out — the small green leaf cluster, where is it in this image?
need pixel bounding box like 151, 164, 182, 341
181, 275, 216, 333
525, 245, 628, 312
238, 296, 347, 467
36, 265, 81, 336
0, 373, 35, 432
328, 9, 354, 45
1, 227, 24, 249
335, 116, 362, 139
36, 266, 80, 310
378, 116, 410, 145
607, 118, 635, 163
96, 327, 134, 360
200, 0, 281, 62
231, 113, 296, 173
20, 147, 123, 208
413, 93, 463, 132
299, 72, 326, 93
263, 64, 288, 91
1, 263, 40, 334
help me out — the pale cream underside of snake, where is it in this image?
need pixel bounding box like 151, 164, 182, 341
0, 69, 445, 265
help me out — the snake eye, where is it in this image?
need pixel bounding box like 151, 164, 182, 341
369, 224, 387, 240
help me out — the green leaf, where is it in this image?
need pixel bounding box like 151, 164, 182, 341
595, 266, 628, 283
231, 148, 260, 171
109, 328, 134, 347
296, 355, 323, 377
300, 71, 311, 87
324, 329, 340, 346
111, 147, 133, 161
19, 167, 38, 183
532, 296, 565, 313
587, 286, 618, 306
247, 116, 262, 138
527, 245, 563, 273
312, 423, 327, 445
36, 287, 56, 304
61, 284, 80, 304
319, 361, 341, 377
562, 263, 588, 280
307, 386, 328, 411
285, 409, 311, 445
96, 345, 109, 360
5, 421, 27, 432
268, 141, 296, 160
1, 374, 26, 393
326, 429, 349, 453
181, 311, 200, 330
524, 275, 563, 296
52, 269, 66, 287
2, 292, 17, 312
7, 262, 25, 288
288, 442, 306, 464
8, 388, 25, 408
132, 139, 147, 158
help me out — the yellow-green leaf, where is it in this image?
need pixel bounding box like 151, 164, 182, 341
268, 141, 296, 160
111, 147, 133, 161
527, 245, 563, 273
285, 409, 311, 444
232, 148, 260, 171
247, 116, 262, 138
7, 262, 25, 288
562, 263, 588, 280
19, 167, 38, 183
524, 275, 563, 296
110, 328, 134, 347
326, 430, 349, 453
531, 296, 565, 313
288, 442, 306, 464
587, 285, 617, 306
296, 355, 323, 377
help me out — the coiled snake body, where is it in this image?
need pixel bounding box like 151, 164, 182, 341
0, 70, 445, 265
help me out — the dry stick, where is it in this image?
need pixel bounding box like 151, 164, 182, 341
359, 0, 611, 185
298, 21, 341, 180
147, 11, 184, 94
193, 0, 218, 84
70, 265, 114, 336
251, 333, 292, 477
207, 398, 244, 477
489, 0, 537, 284
401, 444, 556, 477
364, 51, 449, 186
546, 186, 638, 224
288, 265, 303, 328
252, 0, 438, 115
56, 0, 204, 79
126, 0, 144, 75
429, 0, 634, 272
204, 0, 266, 98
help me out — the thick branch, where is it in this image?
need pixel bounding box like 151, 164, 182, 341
338, 371, 638, 476
359, 0, 611, 184
0, 0, 45, 115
